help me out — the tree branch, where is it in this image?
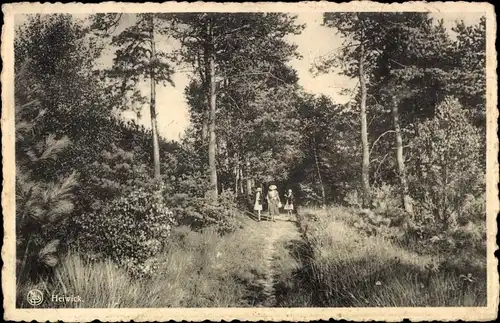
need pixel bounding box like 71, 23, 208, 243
102, 13, 123, 36
370, 130, 395, 156
213, 24, 252, 42
371, 152, 390, 186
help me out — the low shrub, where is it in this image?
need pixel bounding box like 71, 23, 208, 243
296, 207, 487, 307
341, 185, 407, 241
298, 182, 324, 206
351, 209, 405, 241
343, 189, 363, 209
74, 181, 175, 278
399, 192, 486, 258
165, 173, 240, 234
341, 182, 486, 260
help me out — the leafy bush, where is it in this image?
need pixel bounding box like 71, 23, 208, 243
350, 209, 405, 241
165, 172, 239, 234
370, 183, 403, 213
409, 96, 483, 231
298, 182, 324, 206
205, 190, 240, 233
402, 212, 486, 258
343, 185, 407, 240
80, 144, 153, 213
343, 189, 362, 209
401, 97, 485, 256
75, 181, 175, 278
175, 193, 239, 234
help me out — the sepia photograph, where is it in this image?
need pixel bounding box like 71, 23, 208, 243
2, 1, 498, 322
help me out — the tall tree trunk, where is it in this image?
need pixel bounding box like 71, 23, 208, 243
234, 154, 239, 197
239, 168, 244, 195
149, 15, 161, 179
391, 96, 413, 215
248, 178, 254, 195
201, 110, 208, 144
359, 38, 371, 208
201, 46, 210, 145
313, 138, 327, 207
245, 161, 253, 196
208, 37, 218, 197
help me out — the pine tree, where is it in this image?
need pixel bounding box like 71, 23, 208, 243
410, 97, 482, 230
318, 13, 381, 208
91, 13, 176, 179
15, 58, 78, 282
170, 13, 303, 197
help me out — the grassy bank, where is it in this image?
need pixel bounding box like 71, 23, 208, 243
17, 214, 272, 308
292, 206, 487, 307
17, 207, 487, 308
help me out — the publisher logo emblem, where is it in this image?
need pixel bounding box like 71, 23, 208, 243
27, 289, 44, 306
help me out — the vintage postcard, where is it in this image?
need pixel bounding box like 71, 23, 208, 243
2, 1, 498, 322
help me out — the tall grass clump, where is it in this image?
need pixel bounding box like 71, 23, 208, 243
17, 215, 273, 308
295, 206, 486, 307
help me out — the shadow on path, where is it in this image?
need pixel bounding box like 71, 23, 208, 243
271, 237, 321, 307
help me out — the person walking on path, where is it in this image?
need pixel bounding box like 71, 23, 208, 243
254, 187, 263, 221
284, 188, 295, 217
267, 184, 281, 222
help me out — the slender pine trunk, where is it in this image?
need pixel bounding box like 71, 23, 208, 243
313, 137, 326, 206
359, 38, 371, 208
391, 96, 413, 215
201, 111, 208, 144
234, 154, 239, 197
239, 167, 244, 195
246, 167, 253, 196
201, 46, 210, 144
208, 33, 218, 197
149, 15, 161, 179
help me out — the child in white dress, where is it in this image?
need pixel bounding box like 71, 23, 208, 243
284, 189, 294, 217
254, 187, 263, 221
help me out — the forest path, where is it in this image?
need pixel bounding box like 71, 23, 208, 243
243, 212, 302, 307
